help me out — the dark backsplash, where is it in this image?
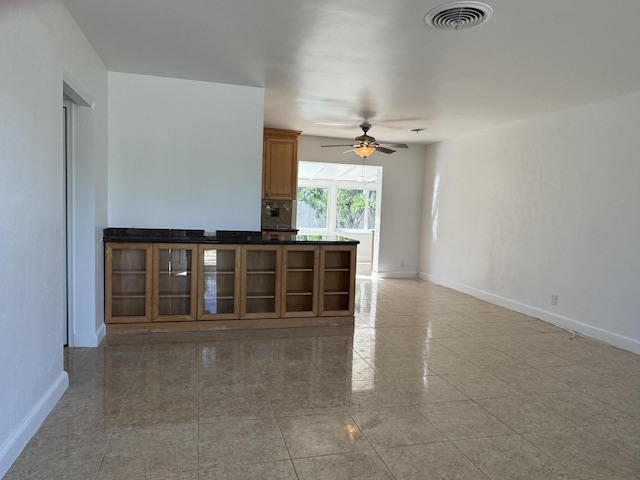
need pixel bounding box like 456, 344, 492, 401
261, 200, 293, 228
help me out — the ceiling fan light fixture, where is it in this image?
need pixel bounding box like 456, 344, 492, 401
354, 146, 377, 158
321, 122, 408, 158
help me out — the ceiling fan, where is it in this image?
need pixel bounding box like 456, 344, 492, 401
321, 122, 408, 158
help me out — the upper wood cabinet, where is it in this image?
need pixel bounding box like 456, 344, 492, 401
262, 128, 301, 201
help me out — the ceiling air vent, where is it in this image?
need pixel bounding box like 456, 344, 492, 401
425, 1, 493, 30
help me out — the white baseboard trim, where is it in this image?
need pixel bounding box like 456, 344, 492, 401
420, 272, 640, 355
0, 371, 69, 478
375, 270, 419, 279
72, 322, 106, 347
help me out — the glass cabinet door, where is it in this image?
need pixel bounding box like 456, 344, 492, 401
241, 245, 281, 318
282, 246, 319, 317
152, 244, 198, 321
319, 246, 356, 316
105, 243, 152, 323
198, 245, 240, 319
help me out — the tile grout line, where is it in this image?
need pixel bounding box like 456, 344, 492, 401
93, 340, 146, 480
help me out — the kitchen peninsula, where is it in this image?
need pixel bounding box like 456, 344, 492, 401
104, 228, 358, 332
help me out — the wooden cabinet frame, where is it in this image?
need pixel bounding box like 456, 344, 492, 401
105, 243, 153, 323
240, 244, 282, 319
106, 242, 356, 331
319, 245, 357, 316
281, 245, 319, 317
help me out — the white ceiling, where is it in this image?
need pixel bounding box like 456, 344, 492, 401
61, 0, 640, 144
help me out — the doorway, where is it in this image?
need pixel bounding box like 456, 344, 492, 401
62, 75, 95, 347
296, 161, 382, 275
63, 100, 71, 345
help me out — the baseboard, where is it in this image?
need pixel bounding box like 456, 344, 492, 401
420, 272, 640, 355
106, 315, 354, 333
375, 270, 419, 279
0, 371, 69, 478
71, 322, 106, 347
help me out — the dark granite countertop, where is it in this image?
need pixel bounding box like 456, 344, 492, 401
103, 228, 359, 245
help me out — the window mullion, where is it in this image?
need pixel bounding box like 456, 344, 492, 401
329, 183, 337, 232
364, 189, 369, 230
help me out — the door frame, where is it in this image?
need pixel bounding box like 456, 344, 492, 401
62, 99, 72, 345
62, 75, 94, 347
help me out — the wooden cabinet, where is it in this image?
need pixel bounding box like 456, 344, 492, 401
106, 241, 356, 330
105, 243, 198, 323
319, 246, 356, 316
262, 128, 301, 201
241, 245, 282, 318
152, 244, 198, 321
282, 245, 319, 317
198, 245, 241, 319
105, 243, 152, 323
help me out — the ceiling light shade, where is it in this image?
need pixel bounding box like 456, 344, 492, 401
425, 1, 493, 30
354, 146, 376, 158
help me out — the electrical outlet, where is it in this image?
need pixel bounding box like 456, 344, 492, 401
551, 295, 558, 306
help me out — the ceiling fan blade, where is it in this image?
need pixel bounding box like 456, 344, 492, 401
377, 117, 427, 125
375, 146, 396, 154
321, 144, 356, 147
315, 121, 360, 128
341, 148, 356, 154
378, 143, 408, 148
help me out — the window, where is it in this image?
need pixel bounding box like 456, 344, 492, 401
297, 162, 382, 273
296, 180, 377, 231
336, 188, 365, 229
297, 187, 328, 229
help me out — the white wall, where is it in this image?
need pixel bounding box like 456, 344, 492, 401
338, 232, 374, 263
420, 91, 640, 354
108, 72, 264, 230
298, 136, 426, 277
0, 0, 108, 476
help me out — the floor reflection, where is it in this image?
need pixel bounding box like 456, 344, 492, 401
7, 277, 640, 480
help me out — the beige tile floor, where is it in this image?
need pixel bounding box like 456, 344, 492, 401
6, 278, 640, 479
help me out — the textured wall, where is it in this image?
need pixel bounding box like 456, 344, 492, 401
420, 91, 640, 353
0, 0, 108, 475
